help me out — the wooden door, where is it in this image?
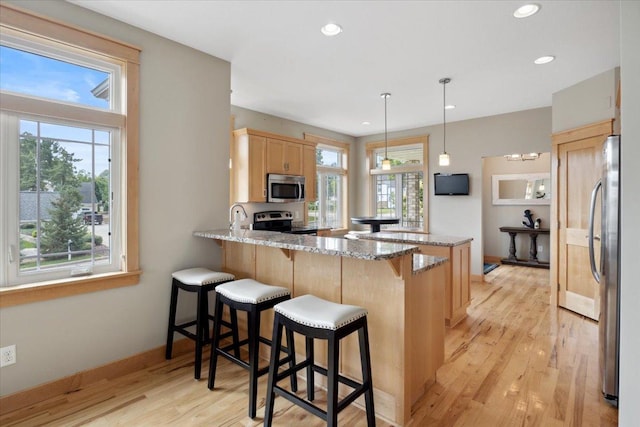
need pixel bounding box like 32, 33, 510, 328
556, 133, 604, 320
248, 135, 266, 202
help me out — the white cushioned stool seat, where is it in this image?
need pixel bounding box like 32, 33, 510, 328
274, 294, 367, 330
216, 278, 290, 304
172, 268, 235, 286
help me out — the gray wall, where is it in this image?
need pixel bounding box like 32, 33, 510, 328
0, 0, 231, 396
482, 153, 551, 263
619, 1, 640, 423
552, 68, 620, 133
356, 107, 552, 276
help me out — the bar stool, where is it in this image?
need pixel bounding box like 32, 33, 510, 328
208, 278, 297, 419
264, 294, 375, 427
165, 267, 236, 380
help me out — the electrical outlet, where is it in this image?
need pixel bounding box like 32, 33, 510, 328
0, 345, 16, 367
538, 245, 543, 253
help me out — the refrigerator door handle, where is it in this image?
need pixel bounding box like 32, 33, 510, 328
588, 179, 602, 283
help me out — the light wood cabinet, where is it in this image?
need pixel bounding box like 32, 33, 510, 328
415, 242, 471, 327
266, 138, 303, 175
230, 131, 266, 202
231, 128, 316, 203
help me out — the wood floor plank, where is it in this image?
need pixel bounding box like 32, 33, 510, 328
0, 265, 618, 426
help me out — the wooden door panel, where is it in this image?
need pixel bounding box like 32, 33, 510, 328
557, 132, 604, 320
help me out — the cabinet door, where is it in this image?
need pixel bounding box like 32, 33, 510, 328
303, 145, 317, 201
248, 136, 266, 201
285, 143, 303, 175
266, 138, 286, 174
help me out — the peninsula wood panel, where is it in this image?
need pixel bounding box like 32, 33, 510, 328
292, 251, 342, 369
414, 242, 471, 327
341, 256, 407, 423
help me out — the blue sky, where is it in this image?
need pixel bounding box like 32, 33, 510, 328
1, 45, 111, 175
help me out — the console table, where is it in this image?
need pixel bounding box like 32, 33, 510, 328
499, 226, 550, 269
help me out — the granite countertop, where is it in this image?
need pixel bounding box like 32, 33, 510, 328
194, 229, 419, 260
358, 232, 473, 247
413, 254, 449, 274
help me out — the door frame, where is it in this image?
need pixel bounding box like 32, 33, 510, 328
550, 119, 614, 307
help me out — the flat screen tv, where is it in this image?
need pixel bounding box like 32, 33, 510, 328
434, 173, 469, 196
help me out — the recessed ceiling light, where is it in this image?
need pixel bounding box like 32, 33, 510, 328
534, 55, 555, 65
321, 23, 343, 36
513, 4, 540, 18
445, 104, 456, 110
362, 121, 371, 125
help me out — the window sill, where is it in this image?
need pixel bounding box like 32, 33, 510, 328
0, 270, 142, 308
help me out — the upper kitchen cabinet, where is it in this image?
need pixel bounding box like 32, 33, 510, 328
266, 138, 303, 175
231, 129, 266, 202
231, 128, 317, 203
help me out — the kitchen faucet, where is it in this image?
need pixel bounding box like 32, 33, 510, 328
229, 203, 248, 230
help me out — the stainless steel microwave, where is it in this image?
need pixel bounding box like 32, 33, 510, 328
267, 174, 305, 202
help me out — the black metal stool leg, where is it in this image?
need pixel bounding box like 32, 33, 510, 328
326, 334, 339, 427
264, 314, 284, 427
247, 308, 260, 419
306, 336, 315, 400
165, 280, 179, 359
285, 327, 297, 392
208, 295, 224, 390
359, 323, 376, 426
230, 307, 240, 358
194, 288, 205, 380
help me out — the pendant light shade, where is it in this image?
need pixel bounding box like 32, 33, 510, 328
381, 92, 391, 170
438, 78, 451, 166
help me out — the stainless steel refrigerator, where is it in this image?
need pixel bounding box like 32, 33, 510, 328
588, 134, 620, 406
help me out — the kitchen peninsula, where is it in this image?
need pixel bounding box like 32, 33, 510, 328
358, 232, 473, 327
194, 229, 448, 425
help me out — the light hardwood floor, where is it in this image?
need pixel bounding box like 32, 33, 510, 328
0, 265, 618, 426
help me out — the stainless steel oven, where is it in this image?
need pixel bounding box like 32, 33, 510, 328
267, 174, 305, 203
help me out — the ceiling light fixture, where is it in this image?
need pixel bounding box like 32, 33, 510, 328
381, 92, 391, 170
439, 78, 451, 167
504, 152, 541, 161
362, 121, 371, 126
513, 4, 540, 19
534, 55, 555, 65
321, 23, 342, 36
445, 104, 456, 110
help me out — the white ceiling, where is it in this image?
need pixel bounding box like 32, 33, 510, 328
70, 0, 620, 137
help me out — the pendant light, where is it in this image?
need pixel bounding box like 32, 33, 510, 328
438, 78, 451, 166
381, 92, 391, 170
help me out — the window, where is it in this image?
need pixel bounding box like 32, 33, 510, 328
0, 4, 140, 305
304, 134, 349, 229
367, 137, 428, 231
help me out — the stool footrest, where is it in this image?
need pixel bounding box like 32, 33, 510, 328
273, 385, 328, 420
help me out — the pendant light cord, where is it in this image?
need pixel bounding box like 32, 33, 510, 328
443, 81, 446, 153
384, 94, 388, 158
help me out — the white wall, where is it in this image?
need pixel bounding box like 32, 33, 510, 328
482, 154, 551, 263
356, 107, 552, 276
619, 2, 640, 424
0, 0, 231, 396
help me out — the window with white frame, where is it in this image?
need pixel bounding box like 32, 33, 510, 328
369, 141, 426, 230
307, 144, 348, 229
0, 5, 139, 298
